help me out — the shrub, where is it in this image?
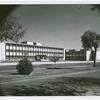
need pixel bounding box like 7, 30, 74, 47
50, 56, 59, 64
16, 58, 33, 75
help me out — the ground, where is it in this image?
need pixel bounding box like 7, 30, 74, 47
0, 62, 100, 96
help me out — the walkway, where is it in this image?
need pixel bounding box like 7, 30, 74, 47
0, 61, 95, 66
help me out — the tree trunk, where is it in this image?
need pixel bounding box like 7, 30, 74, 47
93, 47, 97, 68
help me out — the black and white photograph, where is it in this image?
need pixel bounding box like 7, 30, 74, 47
1, 3, 100, 96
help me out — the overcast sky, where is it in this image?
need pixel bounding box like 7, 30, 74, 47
11, 5, 100, 50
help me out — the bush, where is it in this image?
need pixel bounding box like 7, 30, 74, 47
16, 58, 33, 75
50, 56, 59, 64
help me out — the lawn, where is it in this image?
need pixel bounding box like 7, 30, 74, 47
0, 63, 95, 84
1, 76, 100, 96
0, 62, 100, 96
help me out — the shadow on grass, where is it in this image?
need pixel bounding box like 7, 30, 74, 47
0, 86, 4, 96
46, 67, 93, 71
8, 85, 80, 96
6, 77, 100, 96
10, 73, 19, 75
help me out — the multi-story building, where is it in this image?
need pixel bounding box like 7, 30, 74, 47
65, 49, 87, 61
0, 41, 65, 62
0, 41, 100, 62
65, 49, 100, 61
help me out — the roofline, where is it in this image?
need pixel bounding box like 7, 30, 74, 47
5, 42, 64, 50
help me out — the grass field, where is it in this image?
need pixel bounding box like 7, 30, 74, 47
0, 62, 100, 96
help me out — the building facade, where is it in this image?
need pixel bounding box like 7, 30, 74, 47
1, 41, 100, 62
65, 49, 86, 61
0, 42, 65, 62
65, 49, 100, 61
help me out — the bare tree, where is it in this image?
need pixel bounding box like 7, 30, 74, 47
0, 15, 26, 43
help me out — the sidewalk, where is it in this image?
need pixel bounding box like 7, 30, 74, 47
0, 61, 96, 66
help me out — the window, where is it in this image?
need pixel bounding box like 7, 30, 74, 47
31, 47, 33, 51
42, 48, 45, 52
13, 52, 16, 56
29, 47, 31, 51
28, 53, 30, 56
36, 52, 38, 55
17, 52, 19, 56
20, 46, 22, 50
6, 52, 9, 56
10, 46, 13, 50
38, 48, 40, 51
53, 49, 54, 52
51, 54, 53, 56
58, 50, 60, 52
33, 53, 36, 56
36, 48, 38, 51
26, 47, 28, 50
6, 45, 9, 49
31, 53, 33, 56
41, 48, 43, 51
51, 49, 53, 52
47, 49, 49, 52
17, 46, 19, 50
45, 48, 47, 52
57, 49, 59, 52
23, 47, 25, 50
13, 46, 16, 50
50, 49, 52, 52
10, 52, 13, 56
20, 52, 22, 56
34, 48, 36, 51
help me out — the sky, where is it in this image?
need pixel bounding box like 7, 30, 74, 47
11, 5, 100, 50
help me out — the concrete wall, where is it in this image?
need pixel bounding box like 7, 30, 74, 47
86, 50, 91, 61
0, 43, 5, 61
96, 51, 100, 61
86, 50, 100, 61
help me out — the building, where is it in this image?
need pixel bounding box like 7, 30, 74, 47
1, 41, 100, 62
65, 49, 100, 61
65, 49, 87, 61
0, 42, 65, 62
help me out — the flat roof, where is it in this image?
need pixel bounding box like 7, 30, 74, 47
5, 42, 64, 50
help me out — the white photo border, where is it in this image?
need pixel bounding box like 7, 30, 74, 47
0, 0, 100, 100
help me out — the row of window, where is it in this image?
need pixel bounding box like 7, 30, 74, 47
6, 52, 64, 57
6, 45, 64, 53
66, 58, 86, 61
6, 57, 64, 61
66, 54, 86, 57
65, 56, 86, 58
66, 52, 86, 55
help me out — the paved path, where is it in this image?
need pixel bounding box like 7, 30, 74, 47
0, 68, 99, 85
0, 61, 96, 66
